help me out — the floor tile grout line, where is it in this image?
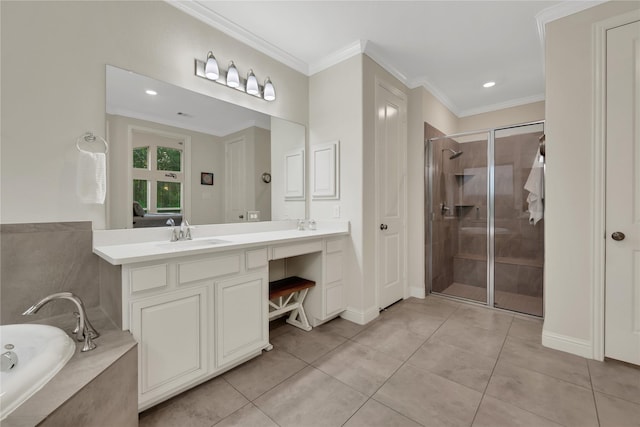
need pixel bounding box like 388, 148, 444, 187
586, 360, 602, 427
500, 334, 596, 390
469, 314, 514, 427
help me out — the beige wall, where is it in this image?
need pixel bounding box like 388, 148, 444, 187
543, 0, 640, 357
0, 1, 308, 229
407, 87, 460, 296
309, 55, 365, 320
458, 101, 545, 132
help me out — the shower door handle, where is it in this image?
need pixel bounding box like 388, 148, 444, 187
611, 231, 625, 241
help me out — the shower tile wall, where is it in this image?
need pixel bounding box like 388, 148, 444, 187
427, 125, 544, 316
426, 124, 463, 295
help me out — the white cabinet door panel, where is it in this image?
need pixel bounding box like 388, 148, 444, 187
131, 286, 208, 407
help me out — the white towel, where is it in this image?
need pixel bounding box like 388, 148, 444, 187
76, 151, 106, 204
524, 153, 544, 225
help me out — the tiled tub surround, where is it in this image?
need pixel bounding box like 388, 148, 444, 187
0, 222, 135, 424
3, 309, 137, 427
139, 296, 640, 427
429, 131, 544, 316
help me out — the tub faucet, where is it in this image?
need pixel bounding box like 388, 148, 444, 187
22, 292, 99, 352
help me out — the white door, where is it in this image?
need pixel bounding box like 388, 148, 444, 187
605, 20, 640, 365
225, 137, 248, 222
375, 80, 407, 309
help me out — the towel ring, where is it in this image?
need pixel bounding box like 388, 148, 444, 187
76, 132, 109, 154
538, 133, 546, 157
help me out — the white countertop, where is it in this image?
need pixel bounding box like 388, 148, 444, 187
93, 221, 349, 265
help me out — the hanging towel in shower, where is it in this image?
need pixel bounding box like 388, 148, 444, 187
76, 150, 106, 204
524, 153, 544, 225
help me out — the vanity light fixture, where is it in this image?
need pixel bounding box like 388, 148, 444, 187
246, 70, 259, 95
483, 81, 496, 88
194, 52, 276, 101
204, 51, 219, 80
263, 77, 276, 101
226, 61, 240, 88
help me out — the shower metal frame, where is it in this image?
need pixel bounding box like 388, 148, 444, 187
425, 120, 545, 312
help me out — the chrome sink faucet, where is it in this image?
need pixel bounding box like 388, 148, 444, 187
22, 292, 100, 352
166, 218, 192, 241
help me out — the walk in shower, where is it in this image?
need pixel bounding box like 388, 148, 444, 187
425, 121, 545, 316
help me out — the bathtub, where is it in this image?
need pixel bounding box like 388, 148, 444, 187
0, 324, 76, 420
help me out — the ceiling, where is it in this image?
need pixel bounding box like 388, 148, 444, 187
171, 0, 604, 117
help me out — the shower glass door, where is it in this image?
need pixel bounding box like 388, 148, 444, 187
493, 123, 544, 316
427, 131, 489, 304
427, 122, 545, 317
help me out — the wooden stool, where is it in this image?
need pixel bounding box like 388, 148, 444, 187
268, 276, 315, 331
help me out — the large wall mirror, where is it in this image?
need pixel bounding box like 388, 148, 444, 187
105, 65, 306, 229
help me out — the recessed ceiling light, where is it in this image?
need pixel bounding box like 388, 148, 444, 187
145, 89, 158, 96
483, 81, 496, 88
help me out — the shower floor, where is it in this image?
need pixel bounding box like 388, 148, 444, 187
439, 282, 543, 317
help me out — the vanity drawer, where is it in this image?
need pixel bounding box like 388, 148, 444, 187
325, 238, 344, 254
270, 240, 323, 260
246, 248, 268, 270
178, 255, 241, 284
130, 264, 169, 293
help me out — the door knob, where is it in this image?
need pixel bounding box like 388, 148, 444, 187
380, 224, 388, 230
611, 231, 625, 241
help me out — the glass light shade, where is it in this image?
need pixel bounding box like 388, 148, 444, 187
263, 77, 276, 101
226, 61, 240, 88
246, 70, 259, 95
205, 52, 219, 80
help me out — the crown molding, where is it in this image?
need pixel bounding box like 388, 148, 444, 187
308, 40, 367, 75
363, 43, 409, 84
166, 0, 309, 75
535, 1, 608, 52
457, 93, 545, 118
408, 76, 461, 117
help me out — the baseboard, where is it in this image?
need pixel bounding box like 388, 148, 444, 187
340, 305, 379, 325
542, 330, 593, 359
409, 286, 426, 299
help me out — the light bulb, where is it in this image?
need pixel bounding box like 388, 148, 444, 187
246, 70, 259, 95
205, 51, 219, 80
226, 61, 240, 88
263, 77, 275, 101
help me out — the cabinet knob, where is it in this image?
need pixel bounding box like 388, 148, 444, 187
380, 224, 388, 230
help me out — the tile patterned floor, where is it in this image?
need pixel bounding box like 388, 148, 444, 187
139, 296, 640, 427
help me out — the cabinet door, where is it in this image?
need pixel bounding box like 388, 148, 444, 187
131, 286, 208, 409
324, 251, 345, 317
215, 273, 268, 368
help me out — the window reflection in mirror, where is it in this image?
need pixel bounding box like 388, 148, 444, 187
105, 65, 306, 229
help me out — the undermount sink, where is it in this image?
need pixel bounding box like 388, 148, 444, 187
155, 239, 230, 250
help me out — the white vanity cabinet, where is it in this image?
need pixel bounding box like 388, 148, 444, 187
272, 236, 346, 326
124, 249, 269, 410
93, 223, 350, 412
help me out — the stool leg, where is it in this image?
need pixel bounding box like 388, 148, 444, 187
285, 288, 312, 331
